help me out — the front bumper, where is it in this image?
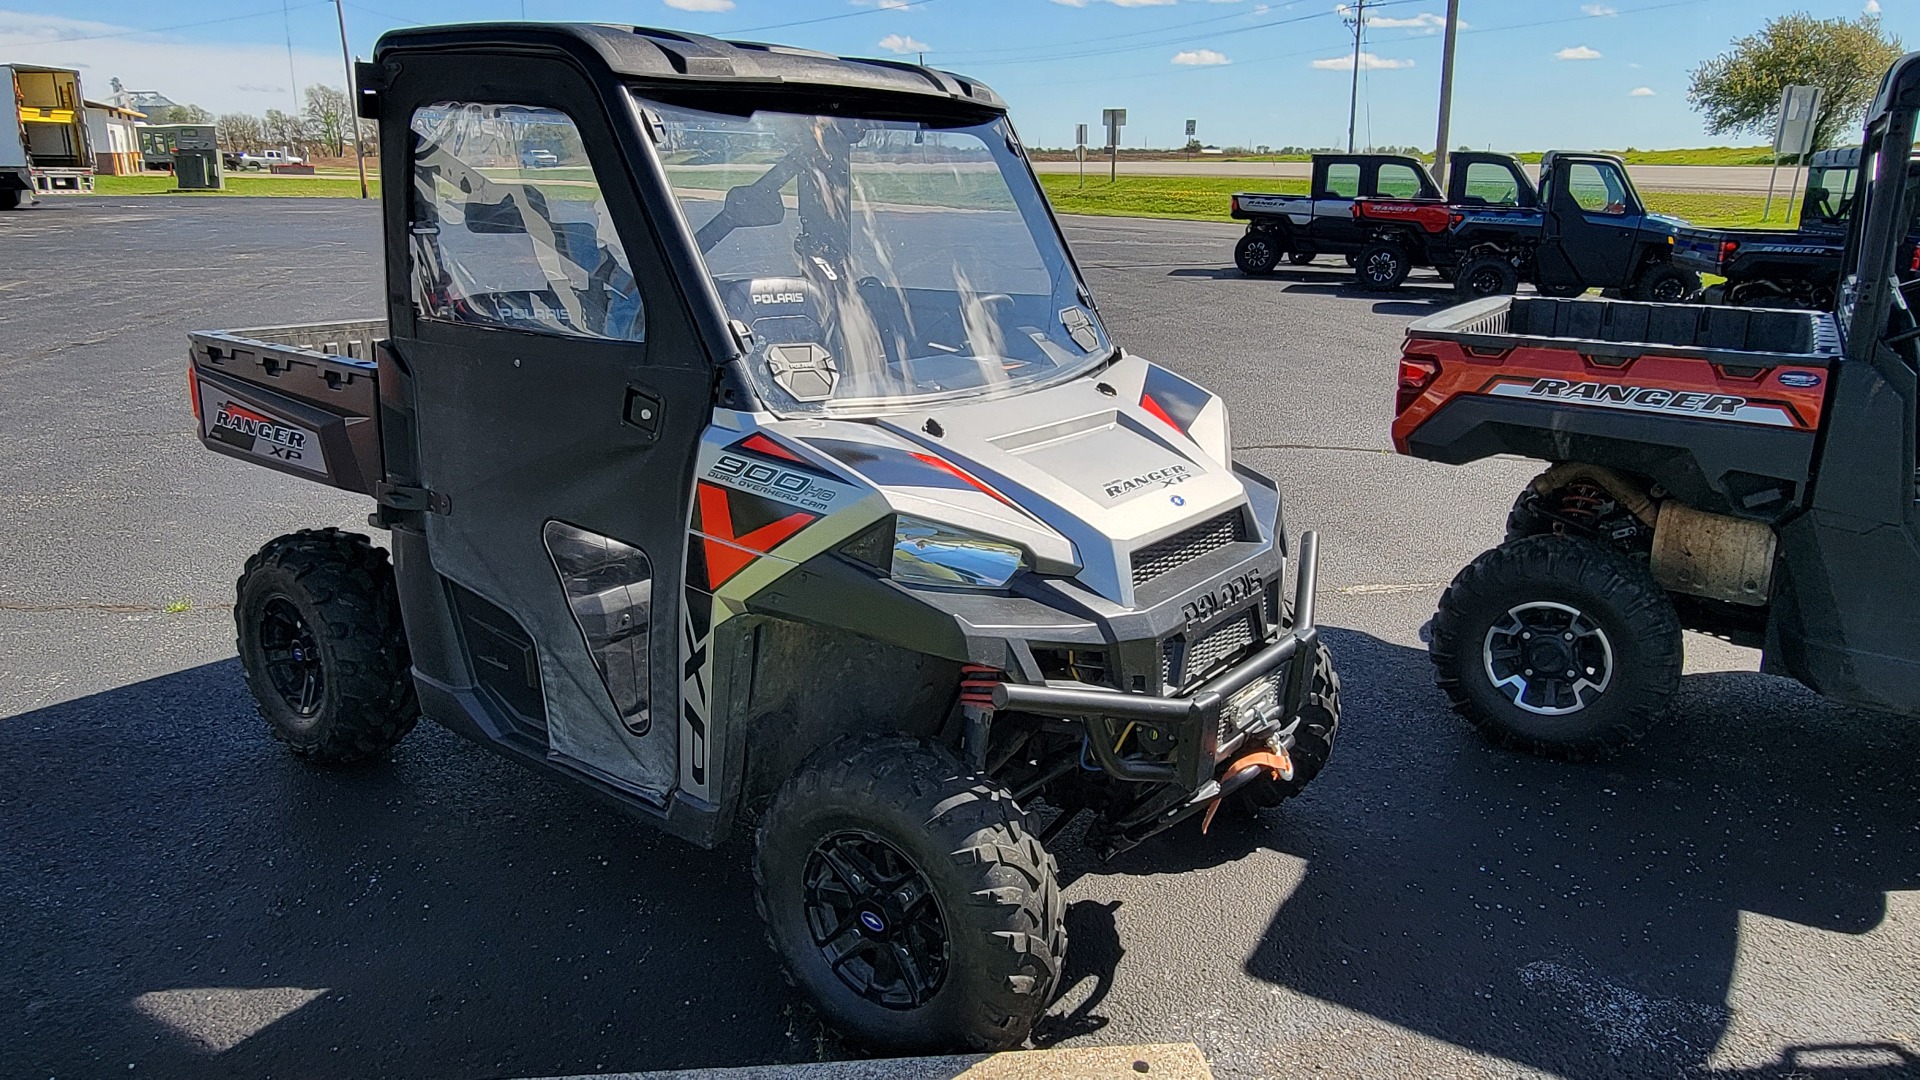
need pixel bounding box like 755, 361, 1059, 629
991, 531, 1322, 795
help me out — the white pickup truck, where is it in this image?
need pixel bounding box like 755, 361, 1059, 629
236, 149, 305, 170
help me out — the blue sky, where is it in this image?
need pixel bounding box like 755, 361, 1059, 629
2, 0, 1914, 150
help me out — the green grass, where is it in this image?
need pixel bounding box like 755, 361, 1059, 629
95, 175, 382, 197
1038, 174, 1802, 229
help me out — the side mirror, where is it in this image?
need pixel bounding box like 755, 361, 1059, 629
722, 181, 786, 229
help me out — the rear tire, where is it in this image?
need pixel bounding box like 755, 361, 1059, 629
1235, 638, 1341, 809
0, 188, 21, 211
755, 737, 1065, 1053
1235, 232, 1281, 275
1356, 241, 1413, 291
1632, 263, 1700, 303
235, 528, 418, 764
1454, 255, 1519, 300
1429, 536, 1681, 761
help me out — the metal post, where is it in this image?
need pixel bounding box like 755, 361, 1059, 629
1763, 154, 1780, 222
333, 0, 369, 200
1345, 0, 1366, 153
1783, 157, 1803, 226
1432, 0, 1461, 188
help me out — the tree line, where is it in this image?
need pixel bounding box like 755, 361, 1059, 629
155, 85, 375, 158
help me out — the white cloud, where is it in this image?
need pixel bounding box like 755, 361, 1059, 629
1172, 48, 1231, 65
1364, 12, 1460, 34
856, 0, 914, 8
664, 0, 734, 10
1311, 51, 1415, 71
878, 33, 929, 54
1581, 4, 1618, 15
0, 9, 343, 117
1866, 0, 1882, 13
1630, 86, 1656, 96
1556, 45, 1603, 60
1051, 0, 1178, 6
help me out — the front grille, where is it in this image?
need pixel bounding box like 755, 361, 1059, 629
1130, 511, 1248, 589
1162, 607, 1259, 691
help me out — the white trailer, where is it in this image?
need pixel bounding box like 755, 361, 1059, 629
2, 63, 95, 209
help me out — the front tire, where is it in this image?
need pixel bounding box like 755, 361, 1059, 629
1355, 241, 1413, 291
1429, 536, 1681, 760
1235, 231, 1281, 275
1632, 263, 1700, 303
1236, 638, 1341, 809
755, 737, 1065, 1053
1455, 255, 1519, 300
235, 528, 418, 764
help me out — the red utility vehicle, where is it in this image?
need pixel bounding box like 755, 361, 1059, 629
1346, 152, 1536, 290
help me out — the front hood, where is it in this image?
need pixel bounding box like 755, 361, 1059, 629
1645, 212, 1689, 234
795, 353, 1257, 605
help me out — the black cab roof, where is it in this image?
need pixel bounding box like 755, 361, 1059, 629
371, 22, 1005, 112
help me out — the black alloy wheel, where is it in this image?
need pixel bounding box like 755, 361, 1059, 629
1633, 263, 1701, 303
1234, 232, 1281, 275
1454, 255, 1519, 300
258, 597, 325, 719
1429, 535, 1682, 760
803, 831, 949, 1010
1480, 601, 1613, 715
235, 528, 419, 763
1356, 241, 1413, 290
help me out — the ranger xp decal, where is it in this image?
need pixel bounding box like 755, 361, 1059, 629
1103, 464, 1193, 500
1489, 378, 1797, 428
204, 397, 328, 473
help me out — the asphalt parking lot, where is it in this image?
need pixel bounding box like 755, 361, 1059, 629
2, 198, 1917, 1080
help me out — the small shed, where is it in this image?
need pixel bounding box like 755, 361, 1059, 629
84, 100, 145, 175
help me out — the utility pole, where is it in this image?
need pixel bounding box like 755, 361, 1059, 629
1432, 0, 1461, 187
1344, 0, 1366, 153
333, 0, 369, 199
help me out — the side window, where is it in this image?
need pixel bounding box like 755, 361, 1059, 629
1462, 162, 1521, 206
409, 102, 644, 340
1376, 163, 1423, 199
1321, 163, 1361, 199
1566, 162, 1629, 215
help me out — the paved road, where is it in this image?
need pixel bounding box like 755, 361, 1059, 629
2, 200, 1916, 1080
1033, 158, 1805, 196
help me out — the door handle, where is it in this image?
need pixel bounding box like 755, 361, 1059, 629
623, 385, 662, 442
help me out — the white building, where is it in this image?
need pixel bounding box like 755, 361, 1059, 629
84, 99, 145, 175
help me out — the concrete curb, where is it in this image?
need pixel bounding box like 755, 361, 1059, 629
529, 1043, 1213, 1080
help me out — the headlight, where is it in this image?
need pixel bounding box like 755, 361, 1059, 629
892, 516, 1024, 589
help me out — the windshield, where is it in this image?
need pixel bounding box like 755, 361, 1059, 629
1806, 163, 1859, 226
642, 96, 1109, 416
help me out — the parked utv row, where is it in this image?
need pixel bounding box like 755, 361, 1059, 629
1233, 151, 1700, 303
190, 16, 1920, 1060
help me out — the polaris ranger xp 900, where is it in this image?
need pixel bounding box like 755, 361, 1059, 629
189, 23, 1339, 1051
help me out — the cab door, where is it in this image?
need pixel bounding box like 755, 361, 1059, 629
1540, 158, 1640, 289
1308, 158, 1364, 249
376, 52, 716, 803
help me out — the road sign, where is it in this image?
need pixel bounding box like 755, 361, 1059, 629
1102, 108, 1126, 182
1076, 123, 1088, 187
1185, 118, 1196, 139
1763, 85, 1824, 221
1773, 85, 1822, 157
1075, 123, 1088, 148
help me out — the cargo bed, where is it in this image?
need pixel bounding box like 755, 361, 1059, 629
189, 320, 385, 495
1407, 294, 1841, 367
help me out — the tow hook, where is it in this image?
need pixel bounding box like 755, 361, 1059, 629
1199, 745, 1294, 833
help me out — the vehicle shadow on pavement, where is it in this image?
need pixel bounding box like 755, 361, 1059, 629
1240, 627, 1920, 1078
0, 659, 819, 1080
